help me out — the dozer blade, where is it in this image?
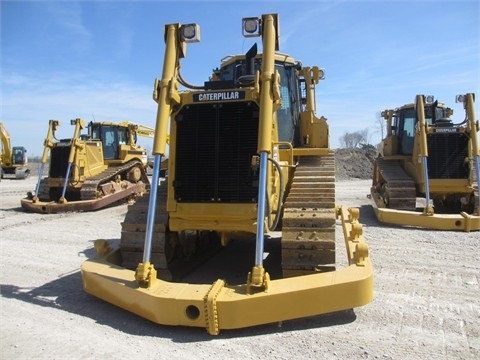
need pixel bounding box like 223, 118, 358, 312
81, 206, 373, 335
20, 182, 146, 214
370, 158, 479, 231
371, 204, 480, 232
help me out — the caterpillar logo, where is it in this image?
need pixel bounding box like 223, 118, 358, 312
434, 128, 458, 133
193, 91, 246, 102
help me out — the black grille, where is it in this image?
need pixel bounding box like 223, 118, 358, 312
49, 145, 71, 178
427, 132, 469, 179
174, 101, 259, 203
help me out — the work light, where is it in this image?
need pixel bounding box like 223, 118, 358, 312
180, 24, 200, 43
425, 95, 435, 104
242, 17, 260, 37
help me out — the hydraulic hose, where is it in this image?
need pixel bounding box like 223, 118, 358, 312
266, 156, 285, 230
177, 70, 205, 90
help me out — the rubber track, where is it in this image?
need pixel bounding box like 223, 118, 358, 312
280, 154, 337, 277
374, 158, 417, 210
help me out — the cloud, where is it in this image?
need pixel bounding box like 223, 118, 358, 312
44, 2, 93, 54
96, 2, 135, 59
2, 70, 157, 156
278, 1, 346, 49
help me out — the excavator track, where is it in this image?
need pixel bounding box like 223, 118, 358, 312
373, 158, 417, 210
281, 154, 337, 277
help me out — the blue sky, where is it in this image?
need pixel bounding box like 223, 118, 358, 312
1, 0, 479, 156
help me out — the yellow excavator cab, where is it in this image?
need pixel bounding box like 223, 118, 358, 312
0, 121, 30, 180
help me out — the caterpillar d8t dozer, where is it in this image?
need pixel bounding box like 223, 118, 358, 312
371, 94, 480, 231
81, 14, 373, 335
21, 119, 153, 213
0, 121, 30, 180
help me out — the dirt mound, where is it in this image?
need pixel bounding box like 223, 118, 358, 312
335, 147, 376, 180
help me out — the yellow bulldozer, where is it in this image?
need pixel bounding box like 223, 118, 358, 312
0, 121, 30, 180
370, 94, 480, 231
21, 119, 153, 213
81, 13, 373, 335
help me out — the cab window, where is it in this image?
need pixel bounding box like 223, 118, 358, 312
399, 108, 415, 155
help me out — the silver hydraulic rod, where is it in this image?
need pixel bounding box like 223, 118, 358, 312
254, 151, 268, 266
60, 119, 83, 202
60, 162, 73, 201
422, 156, 431, 211
34, 163, 45, 197
142, 154, 162, 263
475, 155, 480, 211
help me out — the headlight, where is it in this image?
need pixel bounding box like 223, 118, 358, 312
455, 94, 465, 103
425, 95, 435, 104
242, 17, 260, 37
180, 24, 200, 43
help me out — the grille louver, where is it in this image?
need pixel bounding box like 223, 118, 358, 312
175, 101, 260, 203
49, 145, 71, 178
427, 133, 469, 179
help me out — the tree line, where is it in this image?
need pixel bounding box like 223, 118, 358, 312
338, 113, 385, 149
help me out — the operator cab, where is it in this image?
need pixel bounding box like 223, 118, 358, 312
212, 47, 304, 145
393, 102, 451, 155
88, 122, 135, 160
12, 146, 27, 165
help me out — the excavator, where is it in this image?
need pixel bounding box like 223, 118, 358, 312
370, 94, 479, 231
81, 13, 373, 334
21, 119, 153, 213
0, 121, 30, 180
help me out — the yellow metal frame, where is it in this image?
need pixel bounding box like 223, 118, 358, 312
81, 206, 373, 335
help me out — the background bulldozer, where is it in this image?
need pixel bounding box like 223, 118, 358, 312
0, 121, 30, 180
21, 119, 153, 213
371, 94, 479, 231
81, 13, 373, 334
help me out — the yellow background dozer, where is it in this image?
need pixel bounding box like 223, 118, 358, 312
21, 119, 153, 213
371, 94, 479, 231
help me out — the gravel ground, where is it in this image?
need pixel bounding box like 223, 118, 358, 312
1, 176, 479, 359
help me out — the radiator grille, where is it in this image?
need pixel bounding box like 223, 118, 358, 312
49, 145, 71, 178
427, 132, 469, 179
174, 101, 259, 203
